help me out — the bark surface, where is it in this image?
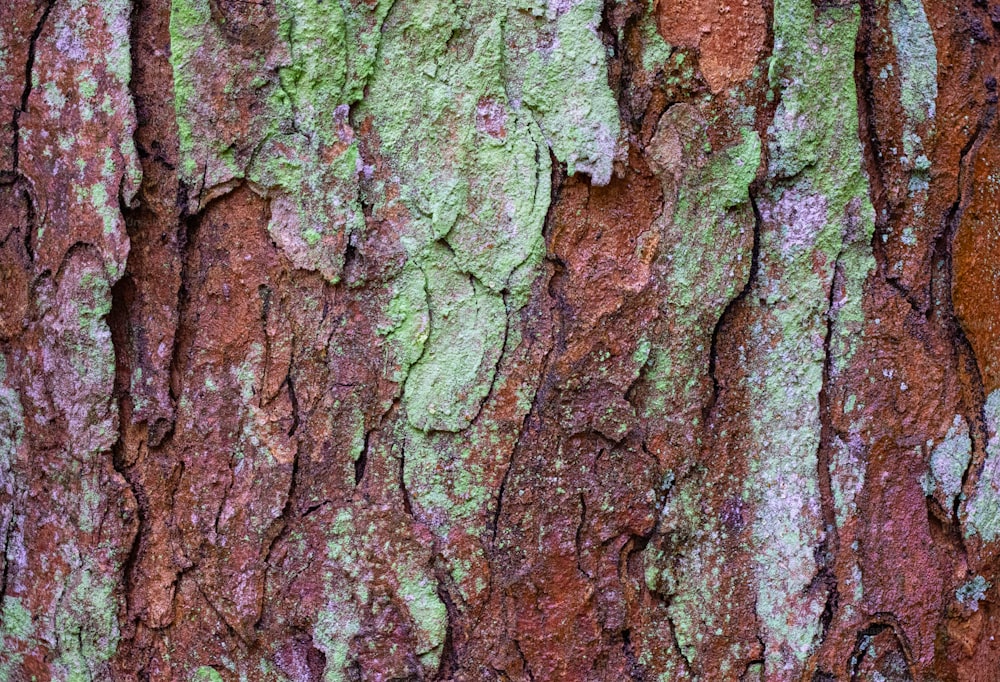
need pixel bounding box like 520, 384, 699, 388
2, 0, 1000, 679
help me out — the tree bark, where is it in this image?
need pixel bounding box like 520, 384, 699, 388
1, 0, 999, 679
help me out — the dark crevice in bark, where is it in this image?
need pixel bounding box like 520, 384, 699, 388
168, 196, 214, 412
741, 650, 766, 681
111, 147, 149, 636
490, 360, 543, 544
491, 156, 565, 547
0, 512, 15, 608
813, 248, 846, 641
399, 440, 415, 520
620, 628, 646, 681
574, 492, 590, 579
471, 287, 513, 430
855, 0, 929, 317
181, 207, 238, 548
935, 79, 996, 511
432, 564, 460, 680
285, 373, 300, 436
513, 638, 537, 682
354, 427, 371, 485
301, 500, 330, 518
10, 0, 54, 174
854, 0, 887, 225
261, 371, 302, 579
847, 618, 917, 682
599, 0, 645, 136
8, 180, 38, 264
705, 190, 763, 424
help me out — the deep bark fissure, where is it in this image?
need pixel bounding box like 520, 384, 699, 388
354, 426, 371, 486
705, 190, 764, 425
490, 160, 565, 547
812, 247, 846, 640
261, 371, 302, 577
108, 263, 145, 632
0, 512, 15, 607
432, 561, 460, 680
935, 77, 996, 503
10, 0, 54, 174
398, 440, 415, 520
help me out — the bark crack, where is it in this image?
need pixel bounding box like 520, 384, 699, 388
933, 71, 996, 523
10, 0, 53, 174
705, 189, 763, 425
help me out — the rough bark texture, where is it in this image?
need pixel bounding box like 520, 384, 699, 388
2, 0, 1000, 679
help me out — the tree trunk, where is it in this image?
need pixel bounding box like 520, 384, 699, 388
1, 0, 999, 679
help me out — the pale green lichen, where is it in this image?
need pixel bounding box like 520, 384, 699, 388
312, 504, 446, 681
830, 435, 866, 528
750, 0, 876, 674
41, 0, 139, 276
0, 597, 33, 682
888, 0, 937, 134
514, 0, 621, 184
922, 416, 971, 510
52, 566, 120, 681
169, 0, 375, 281
638, 1, 673, 73
638, 108, 762, 676
393, 558, 448, 665
642, 107, 761, 424
887, 0, 936, 221
167, 2, 621, 673
313, 509, 363, 681
956, 575, 990, 611
191, 666, 225, 682
171, 0, 619, 435
966, 390, 1000, 542
358, 0, 555, 430
647, 477, 743, 669
43, 80, 67, 112
0, 598, 32, 641
402, 246, 507, 432
0, 354, 24, 476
